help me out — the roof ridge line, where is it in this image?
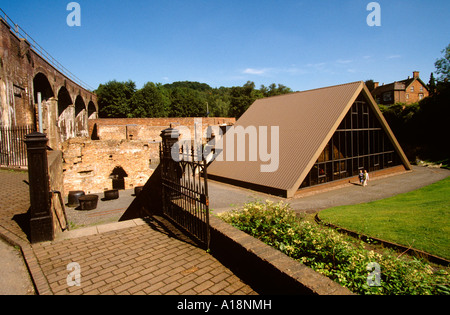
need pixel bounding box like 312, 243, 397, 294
260, 81, 363, 100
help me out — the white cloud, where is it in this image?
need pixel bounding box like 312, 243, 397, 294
306, 62, 326, 68
387, 54, 401, 59
305, 62, 329, 73
243, 68, 270, 75
336, 59, 353, 64
241, 65, 309, 77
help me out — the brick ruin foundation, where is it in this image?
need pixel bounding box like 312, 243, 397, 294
62, 117, 235, 194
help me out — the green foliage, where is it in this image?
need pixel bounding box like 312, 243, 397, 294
163, 81, 213, 92
435, 43, 450, 82
96, 80, 136, 118
219, 201, 450, 295
365, 79, 376, 92
259, 83, 293, 98
428, 73, 437, 95
168, 87, 206, 117
377, 45, 450, 164
228, 81, 257, 119
96, 80, 294, 119
379, 84, 450, 163
130, 82, 170, 118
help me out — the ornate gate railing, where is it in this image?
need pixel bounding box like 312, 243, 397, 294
159, 128, 210, 249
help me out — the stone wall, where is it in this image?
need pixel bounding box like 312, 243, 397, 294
62, 138, 159, 194
89, 117, 236, 141
63, 117, 235, 194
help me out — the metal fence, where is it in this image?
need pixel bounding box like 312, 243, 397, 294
0, 125, 35, 168
160, 142, 211, 250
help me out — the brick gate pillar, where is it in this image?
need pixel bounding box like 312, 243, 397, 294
25, 132, 54, 243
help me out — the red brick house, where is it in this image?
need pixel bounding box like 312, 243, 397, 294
371, 71, 430, 105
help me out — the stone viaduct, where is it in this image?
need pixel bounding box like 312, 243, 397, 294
0, 15, 98, 150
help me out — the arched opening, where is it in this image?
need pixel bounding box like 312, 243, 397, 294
110, 166, 128, 190
33, 72, 54, 103
57, 86, 74, 142
58, 86, 73, 116
75, 96, 85, 117
33, 73, 55, 145
88, 101, 97, 119
75, 95, 87, 137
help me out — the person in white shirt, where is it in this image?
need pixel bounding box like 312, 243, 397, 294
363, 170, 370, 187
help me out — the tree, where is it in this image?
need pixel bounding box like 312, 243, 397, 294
381, 44, 450, 163
365, 80, 376, 92
228, 81, 257, 118
163, 81, 212, 92
435, 43, 450, 82
95, 79, 294, 118
168, 87, 206, 117
210, 98, 230, 117
428, 73, 436, 96
96, 80, 136, 118
260, 83, 293, 97
131, 82, 169, 117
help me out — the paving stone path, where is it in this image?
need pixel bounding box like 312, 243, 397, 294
0, 238, 35, 295
33, 216, 256, 295
0, 169, 257, 295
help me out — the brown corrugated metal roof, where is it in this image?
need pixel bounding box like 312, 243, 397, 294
208, 81, 410, 198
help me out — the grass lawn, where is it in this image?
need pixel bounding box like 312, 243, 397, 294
319, 176, 450, 260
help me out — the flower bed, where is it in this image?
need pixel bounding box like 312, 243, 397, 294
218, 201, 449, 295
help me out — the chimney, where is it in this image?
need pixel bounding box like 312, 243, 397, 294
374, 82, 379, 89
413, 71, 420, 79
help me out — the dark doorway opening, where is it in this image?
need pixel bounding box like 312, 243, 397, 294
110, 166, 128, 190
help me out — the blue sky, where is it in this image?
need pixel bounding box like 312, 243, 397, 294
2, 1, 449, 91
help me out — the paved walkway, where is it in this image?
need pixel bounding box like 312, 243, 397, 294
34, 216, 256, 295
0, 169, 36, 294
0, 238, 35, 295
0, 165, 449, 295
0, 169, 257, 295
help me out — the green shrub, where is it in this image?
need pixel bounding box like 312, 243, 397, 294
218, 201, 450, 295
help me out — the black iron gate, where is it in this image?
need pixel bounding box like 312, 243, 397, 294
159, 128, 210, 249
0, 125, 35, 168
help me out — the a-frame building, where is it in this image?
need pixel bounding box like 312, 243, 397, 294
208, 81, 411, 198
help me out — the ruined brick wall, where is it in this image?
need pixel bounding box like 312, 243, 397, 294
0, 19, 35, 127
89, 117, 236, 141
63, 118, 236, 194
62, 138, 160, 194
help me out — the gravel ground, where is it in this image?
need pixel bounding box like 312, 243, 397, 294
64, 189, 136, 229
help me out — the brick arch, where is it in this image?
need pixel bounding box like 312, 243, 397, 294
57, 86, 73, 116
33, 72, 54, 102
57, 86, 75, 142
75, 95, 88, 137
75, 95, 86, 115
87, 100, 98, 119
